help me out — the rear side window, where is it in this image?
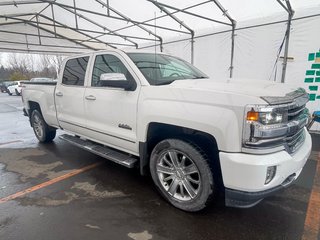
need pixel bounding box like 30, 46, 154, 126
62, 57, 89, 86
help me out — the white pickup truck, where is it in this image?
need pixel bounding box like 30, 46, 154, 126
22, 49, 312, 212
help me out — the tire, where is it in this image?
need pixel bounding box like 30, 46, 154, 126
150, 139, 215, 212
8, 92, 12, 96
31, 110, 56, 143
15, 89, 20, 96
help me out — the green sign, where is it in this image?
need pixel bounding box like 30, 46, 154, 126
305, 51, 320, 101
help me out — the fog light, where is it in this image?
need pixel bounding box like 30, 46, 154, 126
265, 166, 277, 184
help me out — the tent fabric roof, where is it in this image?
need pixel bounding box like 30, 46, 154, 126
0, 0, 319, 54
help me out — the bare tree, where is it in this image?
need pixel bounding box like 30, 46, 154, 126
51, 55, 65, 78
39, 54, 52, 77
5, 53, 66, 80
39, 54, 65, 78
7, 53, 31, 78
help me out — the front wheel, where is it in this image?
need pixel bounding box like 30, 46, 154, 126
150, 139, 215, 212
31, 110, 56, 143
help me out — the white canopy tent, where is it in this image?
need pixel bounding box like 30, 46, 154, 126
0, 0, 320, 129
0, 1, 317, 52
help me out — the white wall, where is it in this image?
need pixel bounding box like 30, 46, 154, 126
141, 7, 320, 130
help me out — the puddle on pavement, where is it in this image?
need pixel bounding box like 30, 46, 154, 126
128, 230, 153, 240
71, 181, 126, 198
0, 148, 63, 182
17, 181, 127, 207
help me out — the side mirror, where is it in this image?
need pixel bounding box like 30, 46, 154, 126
99, 73, 136, 91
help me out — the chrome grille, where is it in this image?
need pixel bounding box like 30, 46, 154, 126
287, 105, 306, 121
282, 94, 309, 153
285, 128, 305, 153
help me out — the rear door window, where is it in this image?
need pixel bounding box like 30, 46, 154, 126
62, 57, 89, 86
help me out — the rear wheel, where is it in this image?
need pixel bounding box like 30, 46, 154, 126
31, 110, 56, 143
150, 139, 215, 212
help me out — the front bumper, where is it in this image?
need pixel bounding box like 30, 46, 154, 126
225, 172, 297, 208
220, 128, 312, 208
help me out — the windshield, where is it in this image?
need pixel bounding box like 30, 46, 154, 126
127, 53, 208, 85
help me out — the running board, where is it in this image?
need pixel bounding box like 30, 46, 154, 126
59, 134, 138, 168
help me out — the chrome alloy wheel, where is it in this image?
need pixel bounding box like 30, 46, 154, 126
156, 150, 201, 201
33, 114, 44, 139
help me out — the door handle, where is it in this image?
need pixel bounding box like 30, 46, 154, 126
85, 95, 96, 101
56, 92, 63, 97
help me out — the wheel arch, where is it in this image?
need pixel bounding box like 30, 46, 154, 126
27, 101, 42, 126
139, 123, 222, 186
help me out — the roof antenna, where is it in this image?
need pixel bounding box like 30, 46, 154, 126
154, 11, 158, 84
154, 11, 157, 55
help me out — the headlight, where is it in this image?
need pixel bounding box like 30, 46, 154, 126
260, 112, 283, 125
243, 105, 289, 153
246, 108, 287, 126
259, 111, 287, 125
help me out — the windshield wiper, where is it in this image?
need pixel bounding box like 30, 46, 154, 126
191, 76, 208, 79
154, 80, 176, 86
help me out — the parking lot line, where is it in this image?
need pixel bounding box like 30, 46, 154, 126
0, 161, 103, 204
302, 152, 320, 240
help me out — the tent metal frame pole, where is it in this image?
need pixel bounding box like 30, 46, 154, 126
140, 13, 319, 49
39, 0, 189, 35
35, 14, 42, 45
211, 0, 236, 78
0, 29, 135, 47
148, 0, 231, 26
0, 46, 82, 55
149, 0, 195, 63
1, 14, 157, 42
73, 0, 78, 29
1, 13, 35, 18
37, 14, 117, 49
38, 14, 156, 41
0, 14, 99, 50
0, 14, 114, 48
277, 0, 294, 83
0, 21, 26, 27
277, 0, 289, 13
0, 11, 158, 46
210, 0, 234, 23
106, 0, 110, 16
230, 24, 235, 78
149, 0, 235, 69
55, 4, 138, 48
191, 37, 195, 65
26, 21, 97, 50
0, 1, 46, 6
94, 0, 163, 51
110, 1, 211, 36
50, 3, 56, 36
281, 14, 293, 83
29, 2, 52, 21
0, 39, 88, 50
85, 0, 208, 49
25, 34, 29, 51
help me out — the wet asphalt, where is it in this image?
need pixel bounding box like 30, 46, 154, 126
0, 93, 319, 240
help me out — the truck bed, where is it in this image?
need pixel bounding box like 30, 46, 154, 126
22, 81, 57, 86
22, 81, 59, 128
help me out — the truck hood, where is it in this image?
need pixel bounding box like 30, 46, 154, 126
169, 78, 302, 100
